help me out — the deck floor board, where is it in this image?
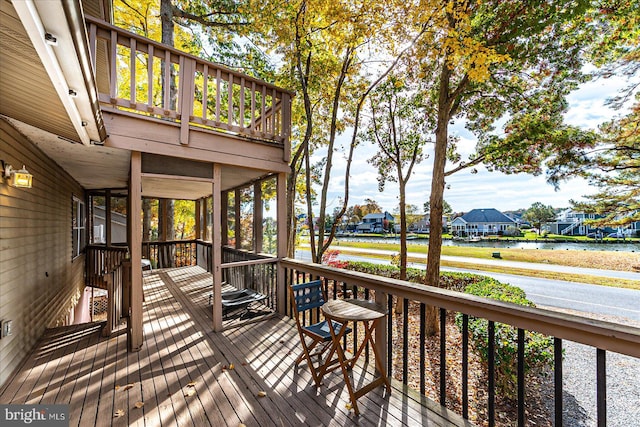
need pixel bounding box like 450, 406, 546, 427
0, 266, 470, 427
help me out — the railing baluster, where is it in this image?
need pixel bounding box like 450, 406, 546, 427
488, 320, 495, 427
420, 303, 426, 395
261, 85, 267, 134
215, 69, 221, 123
227, 72, 234, 126
239, 77, 245, 130
147, 45, 154, 111
251, 81, 256, 134
202, 64, 208, 120
110, 30, 117, 101
518, 328, 525, 426
462, 314, 469, 419
403, 298, 409, 384
440, 307, 446, 405
554, 337, 563, 426
597, 348, 606, 427
387, 294, 393, 376
130, 38, 136, 106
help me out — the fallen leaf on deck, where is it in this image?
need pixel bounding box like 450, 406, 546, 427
134, 401, 144, 408
345, 403, 353, 410
114, 409, 125, 418
257, 391, 267, 397
239, 424, 247, 427
114, 385, 120, 391
184, 389, 196, 397
122, 383, 134, 391
228, 363, 235, 370
187, 381, 197, 387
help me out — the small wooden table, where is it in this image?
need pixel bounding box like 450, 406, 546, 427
321, 299, 391, 415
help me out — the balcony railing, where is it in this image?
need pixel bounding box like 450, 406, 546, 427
280, 258, 640, 427
86, 16, 292, 149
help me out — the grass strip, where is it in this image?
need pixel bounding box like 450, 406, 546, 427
333, 249, 640, 290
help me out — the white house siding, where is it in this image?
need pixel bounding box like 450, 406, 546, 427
0, 120, 86, 387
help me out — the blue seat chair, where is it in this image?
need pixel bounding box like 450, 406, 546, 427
289, 280, 351, 387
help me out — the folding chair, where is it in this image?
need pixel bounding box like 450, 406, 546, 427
289, 280, 351, 387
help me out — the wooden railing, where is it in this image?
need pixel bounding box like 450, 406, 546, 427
86, 16, 292, 147
85, 245, 130, 336
86, 244, 129, 289
222, 247, 278, 312
142, 240, 197, 268
280, 258, 640, 427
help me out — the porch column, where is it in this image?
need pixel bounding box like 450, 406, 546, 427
195, 199, 201, 240
129, 151, 143, 351
105, 189, 112, 246
221, 192, 228, 246
253, 181, 263, 253
276, 172, 287, 315
235, 188, 241, 249
212, 164, 223, 331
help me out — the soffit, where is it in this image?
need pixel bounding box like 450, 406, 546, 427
0, 0, 81, 143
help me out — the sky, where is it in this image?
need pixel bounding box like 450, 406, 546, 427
309, 74, 633, 216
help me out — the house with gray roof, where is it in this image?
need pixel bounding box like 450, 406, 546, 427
357, 211, 395, 232
450, 208, 516, 236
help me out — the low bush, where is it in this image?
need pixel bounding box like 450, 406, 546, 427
457, 277, 554, 400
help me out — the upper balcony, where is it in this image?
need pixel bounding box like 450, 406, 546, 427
0, 1, 291, 197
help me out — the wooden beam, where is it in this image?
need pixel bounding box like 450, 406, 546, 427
276, 172, 287, 315
253, 182, 263, 253
103, 112, 290, 173
212, 164, 223, 331
129, 151, 143, 351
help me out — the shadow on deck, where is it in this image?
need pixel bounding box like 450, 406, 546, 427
0, 266, 470, 426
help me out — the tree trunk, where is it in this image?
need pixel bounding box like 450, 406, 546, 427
425, 63, 453, 336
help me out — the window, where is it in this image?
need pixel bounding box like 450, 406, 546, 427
72, 196, 86, 259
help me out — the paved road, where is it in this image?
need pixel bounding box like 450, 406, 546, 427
295, 248, 640, 321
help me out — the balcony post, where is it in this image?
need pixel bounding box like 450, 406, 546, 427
276, 172, 287, 315
129, 151, 143, 351
253, 181, 263, 253
221, 192, 228, 246
212, 163, 223, 331
235, 188, 241, 249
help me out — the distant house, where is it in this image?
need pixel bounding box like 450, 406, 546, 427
546, 209, 635, 236
412, 213, 449, 233
357, 211, 395, 233
450, 208, 516, 236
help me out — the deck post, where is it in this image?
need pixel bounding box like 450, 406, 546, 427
221, 191, 228, 246
235, 188, 241, 249
212, 164, 223, 331
253, 181, 263, 253
129, 151, 143, 351
195, 199, 201, 240
276, 172, 287, 315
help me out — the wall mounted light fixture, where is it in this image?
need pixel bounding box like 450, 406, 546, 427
2, 161, 33, 188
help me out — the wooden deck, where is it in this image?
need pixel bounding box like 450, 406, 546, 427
0, 266, 469, 426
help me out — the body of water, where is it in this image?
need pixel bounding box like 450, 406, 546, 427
333, 235, 640, 252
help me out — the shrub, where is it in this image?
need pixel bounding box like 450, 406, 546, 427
457, 278, 554, 400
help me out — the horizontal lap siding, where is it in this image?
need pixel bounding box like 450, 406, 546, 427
0, 119, 86, 388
